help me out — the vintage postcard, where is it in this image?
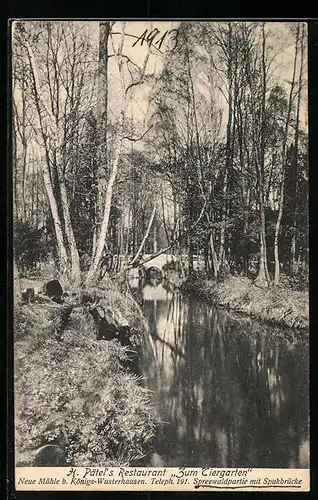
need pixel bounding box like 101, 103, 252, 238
11, 19, 309, 492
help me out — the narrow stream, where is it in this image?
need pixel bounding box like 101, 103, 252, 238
133, 279, 309, 468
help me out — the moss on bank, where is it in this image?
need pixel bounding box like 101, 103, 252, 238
180, 275, 308, 332
14, 281, 155, 467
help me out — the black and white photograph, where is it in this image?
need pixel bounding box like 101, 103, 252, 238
11, 20, 309, 491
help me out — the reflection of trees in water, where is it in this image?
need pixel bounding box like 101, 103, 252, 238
141, 292, 309, 468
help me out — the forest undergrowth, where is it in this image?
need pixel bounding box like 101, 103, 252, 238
14, 280, 155, 467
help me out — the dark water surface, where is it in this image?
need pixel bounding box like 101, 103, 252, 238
135, 281, 309, 468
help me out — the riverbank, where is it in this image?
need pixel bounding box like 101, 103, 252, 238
180, 274, 308, 333
14, 280, 155, 467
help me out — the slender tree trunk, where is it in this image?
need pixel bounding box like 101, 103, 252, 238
20, 74, 28, 223
25, 36, 71, 277
256, 24, 270, 286
40, 159, 69, 274
219, 169, 228, 269
218, 23, 235, 274
186, 47, 201, 275
31, 158, 36, 226
153, 217, 158, 254
86, 102, 127, 284
21, 142, 28, 222
188, 233, 194, 274
161, 191, 170, 246
86, 149, 122, 281
256, 185, 270, 286
173, 192, 179, 254
291, 23, 305, 275
92, 21, 111, 259
13, 98, 28, 222
274, 23, 299, 284
35, 160, 39, 230
125, 207, 131, 257
130, 204, 156, 266
59, 179, 81, 284
273, 180, 285, 284
117, 216, 124, 272
210, 231, 219, 279
14, 259, 21, 306
205, 211, 219, 279
12, 115, 19, 221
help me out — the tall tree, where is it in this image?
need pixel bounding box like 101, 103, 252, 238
273, 23, 300, 284
290, 23, 306, 276
92, 21, 112, 257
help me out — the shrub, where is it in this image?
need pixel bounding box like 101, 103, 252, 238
13, 220, 51, 273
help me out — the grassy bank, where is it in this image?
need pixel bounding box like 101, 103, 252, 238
14, 280, 155, 467
180, 274, 308, 332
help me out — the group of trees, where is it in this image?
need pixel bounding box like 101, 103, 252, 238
144, 22, 308, 286
12, 21, 308, 287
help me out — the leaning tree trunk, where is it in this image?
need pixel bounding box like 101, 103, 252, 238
130, 204, 156, 266
25, 37, 70, 277
86, 105, 127, 285
40, 156, 69, 276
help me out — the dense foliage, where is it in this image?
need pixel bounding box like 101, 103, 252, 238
13, 221, 51, 273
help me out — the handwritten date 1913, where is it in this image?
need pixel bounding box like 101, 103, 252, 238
132, 28, 179, 51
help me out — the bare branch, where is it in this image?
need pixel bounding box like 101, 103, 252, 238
122, 124, 153, 142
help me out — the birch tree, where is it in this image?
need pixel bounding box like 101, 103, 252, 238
86, 22, 155, 283
13, 21, 96, 284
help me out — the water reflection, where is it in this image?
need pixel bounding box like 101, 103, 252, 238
137, 283, 309, 468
